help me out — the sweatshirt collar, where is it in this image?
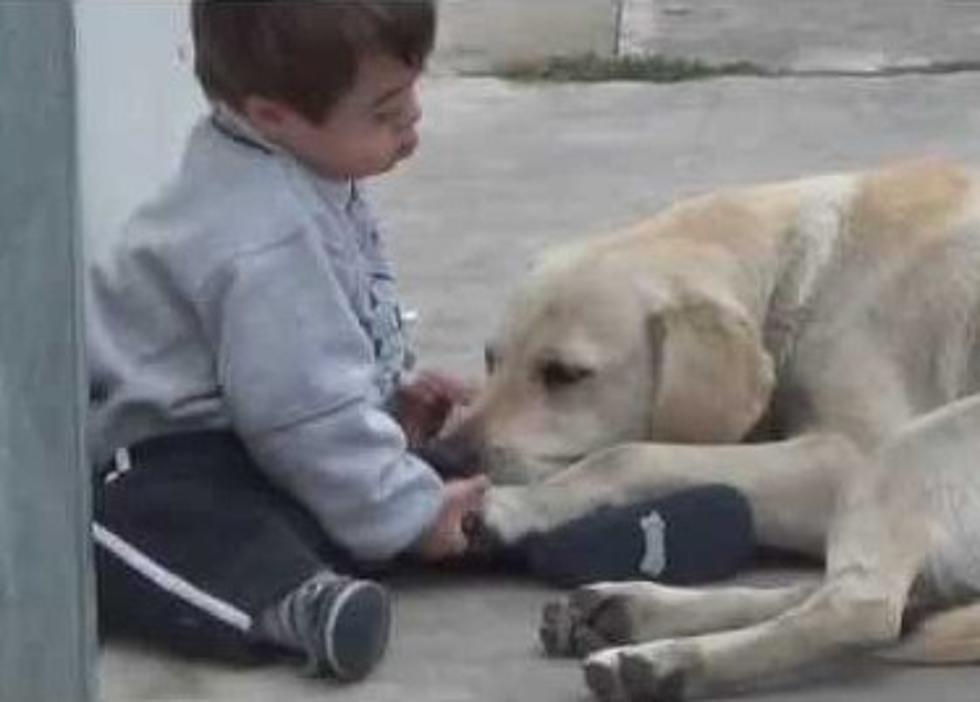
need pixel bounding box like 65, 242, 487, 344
211, 102, 357, 210
210, 102, 277, 155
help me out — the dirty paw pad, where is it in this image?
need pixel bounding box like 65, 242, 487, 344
539, 599, 609, 657
619, 653, 687, 702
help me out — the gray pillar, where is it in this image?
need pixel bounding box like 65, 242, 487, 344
0, 2, 95, 701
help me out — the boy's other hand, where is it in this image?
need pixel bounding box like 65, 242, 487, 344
416, 475, 490, 561
394, 370, 476, 448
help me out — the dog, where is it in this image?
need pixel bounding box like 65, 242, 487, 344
444, 159, 980, 700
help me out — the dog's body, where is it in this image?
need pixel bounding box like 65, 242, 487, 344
451, 160, 980, 699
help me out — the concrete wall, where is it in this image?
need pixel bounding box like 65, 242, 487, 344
628, 0, 980, 71
75, 0, 204, 257
0, 2, 94, 700
434, 0, 620, 72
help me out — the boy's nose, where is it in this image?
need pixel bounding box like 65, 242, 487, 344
401, 87, 422, 128
402, 100, 422, 130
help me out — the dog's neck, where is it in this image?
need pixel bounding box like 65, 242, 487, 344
760, 174, 858, 370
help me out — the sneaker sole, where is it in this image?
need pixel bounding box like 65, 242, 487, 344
324, 580, 392, 681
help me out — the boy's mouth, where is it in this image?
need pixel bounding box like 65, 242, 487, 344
396, 135, 419, 161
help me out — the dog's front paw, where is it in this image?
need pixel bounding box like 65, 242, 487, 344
582, 647, 629, 702
467, 486, 542, 549
540, 596, 610, 658
584, 641, 705, 702
540, 583, 650, 658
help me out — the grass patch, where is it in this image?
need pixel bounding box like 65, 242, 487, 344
492, 53, 767, 83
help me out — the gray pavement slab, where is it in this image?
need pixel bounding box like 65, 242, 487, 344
102, 71, 980, 701
99, 571, 979, 702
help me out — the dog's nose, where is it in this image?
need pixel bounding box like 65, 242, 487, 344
416, 432, 483, 479
461, 509, 504, 556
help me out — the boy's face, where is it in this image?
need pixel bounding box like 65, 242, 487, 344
246, 52, 423, 180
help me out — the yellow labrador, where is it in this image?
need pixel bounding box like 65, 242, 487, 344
447, 160, 980, 699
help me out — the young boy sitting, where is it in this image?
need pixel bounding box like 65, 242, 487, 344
87, 0, 487, 682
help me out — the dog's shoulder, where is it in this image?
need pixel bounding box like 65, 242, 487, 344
849, 159, 976, 249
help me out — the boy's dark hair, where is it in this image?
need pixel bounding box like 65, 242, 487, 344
191, 0, 436, 122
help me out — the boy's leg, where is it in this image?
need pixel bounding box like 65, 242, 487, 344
93, 430, 390, 679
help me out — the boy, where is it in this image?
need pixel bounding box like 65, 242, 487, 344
87, 0, 487, 682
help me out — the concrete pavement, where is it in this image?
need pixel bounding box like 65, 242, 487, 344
102, 69, 980, 701
90, 1, 980, 700
379, 72, 980, 379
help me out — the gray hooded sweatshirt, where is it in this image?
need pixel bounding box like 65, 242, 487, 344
86, 108, 444, 561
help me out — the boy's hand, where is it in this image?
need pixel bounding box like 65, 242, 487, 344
416, 475, 490, 561
394, 370, 476, 448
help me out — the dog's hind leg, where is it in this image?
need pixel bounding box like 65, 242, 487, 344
865, 399, 980, 666
540, 580, 818, 658
878, 601, 980, 663
875, 394, 980, 665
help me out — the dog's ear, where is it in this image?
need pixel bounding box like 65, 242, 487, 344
648, 295, 774, 443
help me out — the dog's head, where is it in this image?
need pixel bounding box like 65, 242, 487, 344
444, 237, 776, 484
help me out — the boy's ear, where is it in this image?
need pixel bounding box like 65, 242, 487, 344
242, 95, 295, 139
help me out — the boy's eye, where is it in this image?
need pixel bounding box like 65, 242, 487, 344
372, 105, 407, 124
373, 110, 400, 124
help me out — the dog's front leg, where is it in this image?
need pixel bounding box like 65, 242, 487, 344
582, 437, 934, 701
581, 564, 912, 701
480, 432, 862, 556
540, 580, 818, 658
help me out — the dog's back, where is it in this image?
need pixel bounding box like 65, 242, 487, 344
746, 160, 980, 447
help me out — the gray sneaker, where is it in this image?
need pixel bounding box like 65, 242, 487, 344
267, 574, 392, 681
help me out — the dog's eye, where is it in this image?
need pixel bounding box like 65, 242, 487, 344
484, 345, 499, 375
539, 360, 592, 390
